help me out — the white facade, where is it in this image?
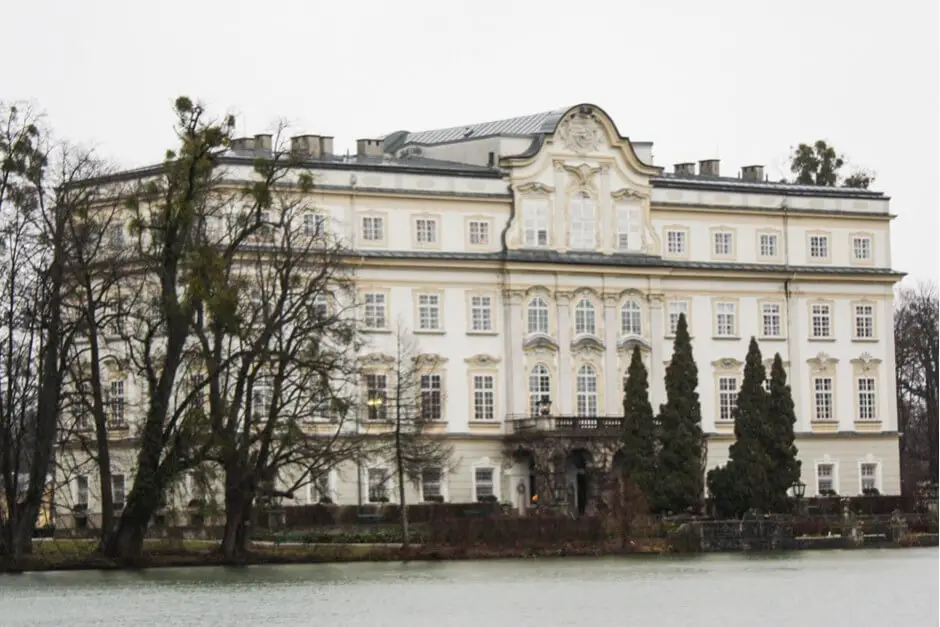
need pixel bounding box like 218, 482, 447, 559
57, 104, 903, 522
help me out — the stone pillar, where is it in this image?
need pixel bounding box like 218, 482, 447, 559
598, 165, 612, 254
881, 297, 899, 433
557, 291, 573, 415
648, 294, 667, 412
785, 290, 804, 432
504, 290, 526, 419
553, 161, 568, 252
603, 294, 620, 416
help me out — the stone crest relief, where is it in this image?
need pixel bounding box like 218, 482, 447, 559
558, 111, 602, 154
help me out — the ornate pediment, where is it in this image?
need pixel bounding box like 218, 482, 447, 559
557, 110, 603, 154
711, 357, 744, 371
850, 352, 882, 373
414, 353, 449, 368
515, 182, 553, 195
562, 162, 603, 190
807, 352, 839, 373
358, 352, 395, 367
571, 334, 605, 354
464, 354, 501, 367
618, 336, 652, 353
611, 188, 647, 201
523, 333, 559, 353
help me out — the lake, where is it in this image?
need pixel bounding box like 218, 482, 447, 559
1, 549, 936, 626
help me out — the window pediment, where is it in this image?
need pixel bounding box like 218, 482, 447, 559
617, 336, 651, 353
807, 352, 839, 373
464, 354, 501, 367
571, 334, 605, 354
359, 352, 395, 367
711, 357, 743, 371
523, 333, 559, 353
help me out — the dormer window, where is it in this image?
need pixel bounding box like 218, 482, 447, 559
574, 298, 596, 336
569, 192, 596, 250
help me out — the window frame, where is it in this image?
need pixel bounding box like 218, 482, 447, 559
360, 214, 386, 246
663, 227, 689, 258
364, 373, 388, 421
421, 468, 445, 502
809, 302, 833, 340
852, 302, 876, 341
472, 466, 497, 502
760, 301, 784, 339
807, 231, 832, 263
813, 376, 835, 422
419, 373, 443, 422
573, 298, 597, 336
815, 462, 837, 495
710, 227, 736, 259
467, 217, 492, 248
856, 376, 877, 421
468, 293, 494, 333
112, 474, 126, 509
575, 364, 599, 418
667, 299, 691, 337
620, 299, 643, 337
717, 376, 739, 422
528, 364, 552, 417
361, 290, 389, 331
569, 191, 597, 250
367, 467, 390, 503
416, 291, 443, 332
471, 373, 496, 421
850, 232, 874, 265
757, 230, 781, 261
413, 215, 440, 248
523, 199, 550, 248
527, 296, 550, 335
714, 300, 738, 338
858, 461, 880, 494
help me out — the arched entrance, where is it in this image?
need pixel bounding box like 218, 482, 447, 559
566, 449, 592, 515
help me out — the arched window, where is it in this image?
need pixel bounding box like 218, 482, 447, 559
528, 364, 552, 416
527, 297, 549, 335
574, 298, 596, 336
621, 300, 642, 336
576, 365, 598, 417
569, 192, 596, 250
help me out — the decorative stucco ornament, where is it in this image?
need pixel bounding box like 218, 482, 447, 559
559, 113, 602, 154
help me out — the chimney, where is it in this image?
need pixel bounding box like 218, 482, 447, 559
254, 134, 272, 153
319, 136, 334, 156
674, 162, 696, 176
356, 138, 385, 158
699, 159, 720, 177
231, 137, 255, 152
290, 135, 321, 158
741, 164, 765, 182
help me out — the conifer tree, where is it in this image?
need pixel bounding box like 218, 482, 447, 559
654, 313, 705, 514
764, 353, 800, 510
620, 346, 657, 502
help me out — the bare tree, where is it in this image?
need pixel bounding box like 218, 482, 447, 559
895, 281, 939, 491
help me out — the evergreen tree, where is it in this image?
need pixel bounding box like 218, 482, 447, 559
620, 346, 657, 502
654, 313, 705, 514
764, 353, 800, 511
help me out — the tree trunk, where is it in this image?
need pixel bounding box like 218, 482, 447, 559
220, 474, 253, 561
86, 327, 114, 548
395, 401, 409, 550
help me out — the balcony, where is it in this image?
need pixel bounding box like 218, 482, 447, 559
505, 414, 624, 438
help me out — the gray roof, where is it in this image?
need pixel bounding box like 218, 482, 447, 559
654, 172, 885, 199
395, 108, 569, 146
223, 149, 502, 177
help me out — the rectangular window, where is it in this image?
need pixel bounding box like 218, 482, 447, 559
569, 193, 596, 250
313, 293, 329, 319
668, 300, 689, 335
367, 468, 388, 503
415, 218, 437, 245
857, 377, 876, 421
469, 220, 490, 246
523, 201, 549, 247
109, 380, 126, 428
713, 231, 733, 256
811, 304, 831, 338
860, 462, 878, 493
615, 205, 642, 251
421, 469, 442, 501
715, 301, 736, 337
417, 293, 441, 330
76, 476, 89, 507
472, 374, 495, 421
420, 374, 442, 421
759, 233, 778, 258
809, 235, 829, 260
854, 304, 874, 339
666, 230, 687, 255
314, 474, 330, 502
718, 376, 738, 421
304, 213, 325, 237
108, 224, 124, 249
762, 303, 782, 337
363, 292, 387, 329
362, 216, 384, 242
470, 295, 493, 332
365, 374, 387, 421
251, 377, 272, 418
112, 474, 126, 509
852, 236, 872, 261
814, 377, 833, 421
816, 463, 834, 494
474, 467, 495, 501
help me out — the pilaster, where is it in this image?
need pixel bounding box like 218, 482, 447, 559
503, 289, 525, 418
598, 165, 612, 255
786, 291, 804, 431
648, 293, 666, 412
552, 161, 567, 252
603, 294, 620, 415
556, 291, 573, 414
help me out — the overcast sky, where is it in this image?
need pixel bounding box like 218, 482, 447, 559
4, 0, 937, 284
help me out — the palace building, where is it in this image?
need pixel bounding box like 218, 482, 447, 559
57, 103, 903, 524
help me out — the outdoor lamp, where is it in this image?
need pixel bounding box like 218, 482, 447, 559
792, 479, 806, 499
537, 396, 552, 416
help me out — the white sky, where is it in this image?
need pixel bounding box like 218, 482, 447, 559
5, 0, 938, 283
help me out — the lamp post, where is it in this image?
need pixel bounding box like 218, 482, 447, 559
792, 479, 806, 516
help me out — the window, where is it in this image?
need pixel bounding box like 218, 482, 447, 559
762, 303, 782, 337
109, 380, 126, 428
759, 233, 779, 258
421, 469, 443, 501
251, 377, 272, 419
860, 462, 878, 493
313, 293, 329, 319
415, 217, 437, 245
713, 231, 733, 256
108, 224, 124, 249
666, 230, 687, 255
816, 463, 835, 494
474, 467, 494, 501
852, 236, 872, 261
576, 365, 598, 417
857, 377, 876, 421
715, 302, 736, 337
472, 374, 495, 421
615, 205, 642, 251
621, 300, 642, 336
76, 476, 89, 507
668, 300, 689, 336
365, 374, 387, 421
854, 304, 874, 339
718, 376, 738, 421
362, 216, 384, 242
810, 304, 832, 338
528, 365, 551, 416
417, 293, 441, 330
367, 468, 389, 502
304, 213, 325, 238
569, 192, 596, 250
813, 377, 833, 421
112, 474, 126, 509
469, 220, 489, 246
523, 200, 549, 247
188, 374, 204, 407
363, 292, 387, 329
470, 295, 493, 332
809, 234, 829, 260
574, 298, 596, 336
527, 297, 549, 334
314, 474, 330, 502
420, 374, 442, 421
257, 211, 274, 238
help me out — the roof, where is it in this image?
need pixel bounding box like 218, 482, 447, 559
654, 172, 886, 199
391, 108, 569, 147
